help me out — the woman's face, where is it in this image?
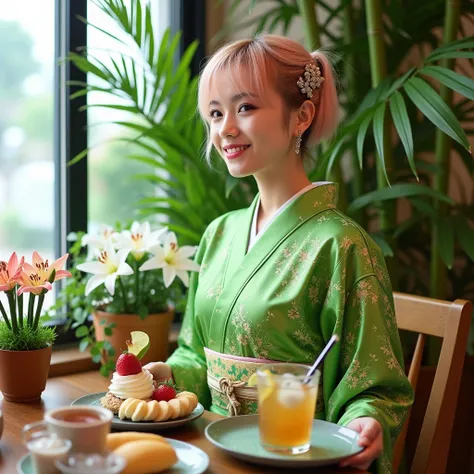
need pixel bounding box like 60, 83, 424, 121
206, 67, 295, 178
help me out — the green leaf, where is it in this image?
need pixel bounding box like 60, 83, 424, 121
145, 5, 154, 66
389, 91, 417, 179
404, 77, 471, 151
348, 183, 454, 213
75, 326, 89, 338
325, 140, 346, 180
68, 147, 90, 166
356, 113, 373, 169
79, 103, 141, 114
135, 0, 142, 48
425, 36, 474, 62
77, 15, 127, 45
99, 366, 110, 377
438, 216, 454, 269
425, 51, 474, 62
420, 65, 474, 100
370, 234, 394, 257
90, 345, 101, 356
373, 102, 390, 185
92, 353, 103, 364
79, 338, 90, 352
455, 217, 474, 261
104, 327, 113, 336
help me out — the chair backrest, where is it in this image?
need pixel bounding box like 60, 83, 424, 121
392, 292, 472, 474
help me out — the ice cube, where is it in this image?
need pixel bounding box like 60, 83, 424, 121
277, 377, 305, 407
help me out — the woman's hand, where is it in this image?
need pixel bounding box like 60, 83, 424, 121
340, 417, 383, 470
142, 361, 174, 383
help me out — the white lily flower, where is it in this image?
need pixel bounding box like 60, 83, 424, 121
115, 221, 168, 261
139, 231, 200, 288
76, 241, 133, 296
82, 224, 117, 259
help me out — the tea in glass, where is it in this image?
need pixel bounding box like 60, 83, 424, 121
257, 363, 320, 454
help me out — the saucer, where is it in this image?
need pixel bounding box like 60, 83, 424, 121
70, 392, 204, 431
18, 438, 209, 474
205, 415, 363, 469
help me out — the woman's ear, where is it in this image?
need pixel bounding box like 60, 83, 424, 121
294, 100, 316, 135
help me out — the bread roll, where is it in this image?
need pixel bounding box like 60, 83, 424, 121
114, 439, 178, 474
106, 432, 167, 451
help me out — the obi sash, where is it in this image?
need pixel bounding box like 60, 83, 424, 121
204, 347, 325, 417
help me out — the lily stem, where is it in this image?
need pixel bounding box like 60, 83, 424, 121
6, 289, 18, 335
27, 293, 35, 327
18, 292, 24, 328
0, 299, 11, 330
33, 293, 46, 330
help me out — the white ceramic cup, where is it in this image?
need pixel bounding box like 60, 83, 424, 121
27, 406, 112, 454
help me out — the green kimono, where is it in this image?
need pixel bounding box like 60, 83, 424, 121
167, 182, 413, 473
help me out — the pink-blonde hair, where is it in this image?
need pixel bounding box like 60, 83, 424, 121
198, 34, 339, 159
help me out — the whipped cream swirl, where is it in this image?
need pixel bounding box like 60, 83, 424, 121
109, 369, 154, 400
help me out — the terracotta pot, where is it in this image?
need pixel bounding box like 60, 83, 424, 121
92, 309, 174, 366
0, 345, 52, 402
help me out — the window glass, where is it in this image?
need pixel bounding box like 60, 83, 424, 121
0, 1, 55, 310
86, 1, 169, 231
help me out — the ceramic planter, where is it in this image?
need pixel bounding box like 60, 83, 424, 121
92, 309, 174, 366
0, 345, 52, 402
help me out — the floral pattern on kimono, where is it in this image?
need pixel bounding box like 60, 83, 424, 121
167, 183, 413, 474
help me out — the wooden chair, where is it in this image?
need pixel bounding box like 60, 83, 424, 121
392, 292, 472, 474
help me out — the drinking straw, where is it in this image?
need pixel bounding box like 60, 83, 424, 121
304, 334, 339, 384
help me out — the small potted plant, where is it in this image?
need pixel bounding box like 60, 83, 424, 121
0, 251, 71, 402
51, 221, 200, 376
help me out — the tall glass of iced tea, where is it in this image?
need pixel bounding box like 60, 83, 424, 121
257, 363, 320, 454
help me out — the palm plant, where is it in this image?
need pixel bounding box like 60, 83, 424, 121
68, 0, 257, 246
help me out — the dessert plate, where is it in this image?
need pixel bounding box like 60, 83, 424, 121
205, 415, 363, 469
70, 392, 204, 431
18, 438, 209, 474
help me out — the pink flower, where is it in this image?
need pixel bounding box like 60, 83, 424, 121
30, 251, 72, 283
0, 252, 24, 292
17, 252, 71, 296
17, 269, 53, 296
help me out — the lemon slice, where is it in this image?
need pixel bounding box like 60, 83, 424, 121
260, 378, 275, 402
126, 331, 150, 360
247, 373, 258, 387
248, 370, 275, 402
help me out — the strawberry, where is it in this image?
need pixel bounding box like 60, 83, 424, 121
152, 379, 177, 402
116, 352, 142, 376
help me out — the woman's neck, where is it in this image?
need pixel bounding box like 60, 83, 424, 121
254, 160, 311, 221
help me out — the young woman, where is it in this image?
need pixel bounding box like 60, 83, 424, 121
145, 34, 413, 473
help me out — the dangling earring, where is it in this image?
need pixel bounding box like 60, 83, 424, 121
295, 130, 302, 155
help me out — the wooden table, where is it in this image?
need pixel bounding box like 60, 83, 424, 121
0, 371, 366, 473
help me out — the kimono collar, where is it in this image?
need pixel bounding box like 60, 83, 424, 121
228, 182, 339, 280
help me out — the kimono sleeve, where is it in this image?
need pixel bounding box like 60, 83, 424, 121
324, 274, 414, 474
166, 235, 212, 409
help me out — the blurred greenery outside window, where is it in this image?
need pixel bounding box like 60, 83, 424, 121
0, 1, 56, 314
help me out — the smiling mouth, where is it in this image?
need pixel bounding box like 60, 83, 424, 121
224, 145, 251, 154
